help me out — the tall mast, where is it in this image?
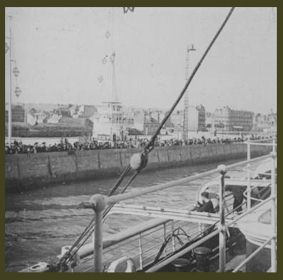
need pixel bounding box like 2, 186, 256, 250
183, 44, 196, 141
111, 52, 118, 103
8, 15, 13, 144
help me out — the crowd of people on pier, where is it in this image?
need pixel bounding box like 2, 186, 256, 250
5, 135, 270, 155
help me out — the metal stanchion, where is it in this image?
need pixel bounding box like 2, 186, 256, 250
217, 164, 227, 272
138, 233, 144, 269
247, 138, 251, 209
272, 138, 276, 154
88, 194, 107, 272
270, 151, 277, 272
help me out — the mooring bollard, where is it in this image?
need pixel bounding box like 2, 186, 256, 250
194, 247, 211, 272
217, 164, 227, 272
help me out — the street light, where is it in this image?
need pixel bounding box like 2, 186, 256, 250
15, 86, 22, 98
13, 66, 20, 77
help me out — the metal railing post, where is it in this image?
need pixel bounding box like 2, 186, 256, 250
171, 221, 176, 252
138, 233, 144, 269
163, 223, 168, 254
232, 236, 273, 272
272, 138, 276, 154
270, 151, 277, 272
89, 194, 107, 272
247, 138, 251, 209
218, 164, 227, 272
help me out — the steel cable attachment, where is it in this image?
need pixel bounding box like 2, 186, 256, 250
56, 7, 235, 271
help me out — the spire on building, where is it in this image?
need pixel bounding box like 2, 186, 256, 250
110, 51, 119, 103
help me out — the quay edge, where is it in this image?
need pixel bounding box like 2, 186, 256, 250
5, 143, 271, 192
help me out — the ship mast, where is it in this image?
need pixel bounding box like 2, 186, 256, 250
111, 52, 118, 103
183, 44, 196, 141
110, 51, 118, 140
6, 15, 22, 144
8, 15, 13, 144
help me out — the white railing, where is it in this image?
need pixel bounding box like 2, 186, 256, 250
147, 196, 274, 272
226, 139, 277, 272
246, 138, 276, 209
81, 139, 276, 272
232, 236, 274, 272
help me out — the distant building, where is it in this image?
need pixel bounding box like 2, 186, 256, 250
33, 111, 49, 124
5, 104, 28, 137
26, 111, 37, 126
253, 112, 277, 132
205, 111, 214, 130
132, 109, 145, 131
144, 111, 159, 135
188, 105, 206, 131
30, 117, 93, 137
68, 105, 78, 117
164, 105, 206, 138
170, 110, 183, 128
72, 105, 84, 118
81, 105, 97, 119
91, 101, 124, 140
54, 106, 71, 118
5, 104, 26, 123
149, 110, 165, 124
26, 108, 51, 125
167, 110, 183, 138
47, 113, 62, 124
122, 107, 135, 128
214, 106, 254, 132
170, 105, 206, 132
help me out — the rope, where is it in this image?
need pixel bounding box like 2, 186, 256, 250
57, 7, 235, 270
153, 199, 247, 267
108, 165, 131, 196
61, 171, 139, 266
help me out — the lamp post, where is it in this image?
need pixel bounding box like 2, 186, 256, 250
183, 44, 196, 141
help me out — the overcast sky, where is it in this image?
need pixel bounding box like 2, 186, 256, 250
5, 7, 276, 113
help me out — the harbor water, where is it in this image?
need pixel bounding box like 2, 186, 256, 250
5, 158, 267, 271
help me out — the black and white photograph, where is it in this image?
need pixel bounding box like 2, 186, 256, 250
5, 7, 277, 272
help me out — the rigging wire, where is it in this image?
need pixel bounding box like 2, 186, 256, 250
152, 199, 247, 267
144, 7, 235, 153
56, 7, 235, 270
61, 170, 139, 266
58, 166, 134, 266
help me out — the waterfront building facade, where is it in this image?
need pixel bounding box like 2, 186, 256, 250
188, 104, 206, 131
214, 106, 254, 132
252, 112, 277, 133
170, 105, 206, 133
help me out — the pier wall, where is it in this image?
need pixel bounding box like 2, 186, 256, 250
5, 143, 271, 192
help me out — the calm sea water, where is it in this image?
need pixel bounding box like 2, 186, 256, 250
5, 159, 267, 271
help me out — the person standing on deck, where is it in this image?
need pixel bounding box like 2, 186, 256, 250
225, 185, 246, 213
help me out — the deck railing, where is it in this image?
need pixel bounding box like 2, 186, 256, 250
239, 138, 276, 272
81, 139, 276, 272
